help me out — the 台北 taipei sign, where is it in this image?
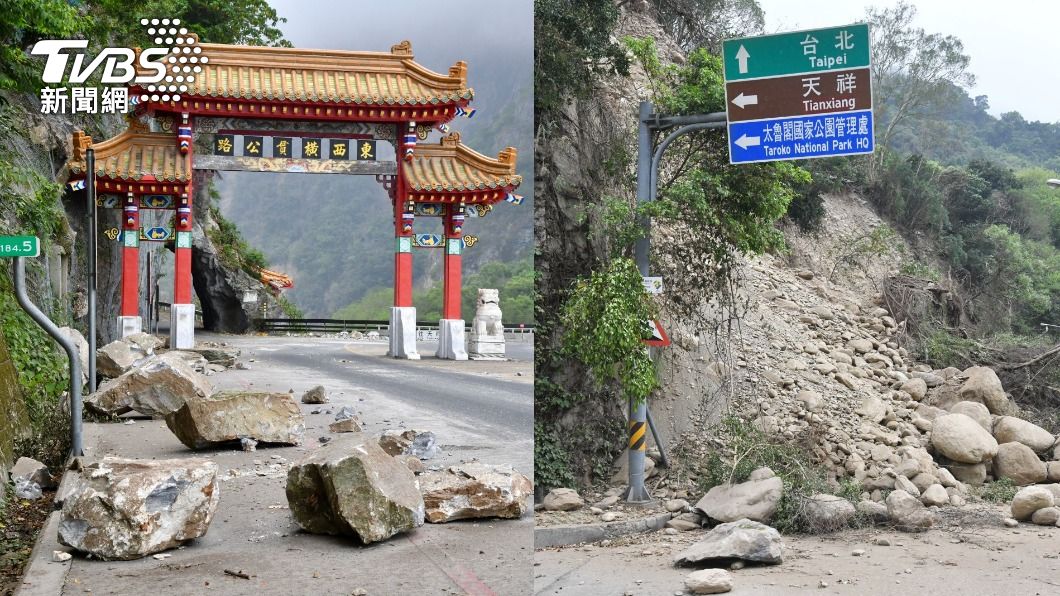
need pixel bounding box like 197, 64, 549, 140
723, 23, 874, 164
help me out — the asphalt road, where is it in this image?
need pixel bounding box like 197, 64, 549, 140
62, 334, 533, 595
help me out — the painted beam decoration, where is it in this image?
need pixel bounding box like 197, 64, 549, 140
412, 233, 478, 248
97, 194, 176, 209
106, 227, 176, 242
723, 23, 874, 164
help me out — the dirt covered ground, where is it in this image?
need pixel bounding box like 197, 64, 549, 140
0, 488, 55, 596
534, 503, 1060, 596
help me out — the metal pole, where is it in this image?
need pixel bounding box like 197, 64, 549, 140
86, 148, 97, 392
625, 102, 653, 504
650, 120, 727, 203
634, 101, 653, 276
13, 258, 83, 458
645, 406, 669, 469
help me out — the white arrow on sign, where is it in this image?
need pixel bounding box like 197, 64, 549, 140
734, 134, 760, 149
735, 45, 750, 74
731, 92, 758, 109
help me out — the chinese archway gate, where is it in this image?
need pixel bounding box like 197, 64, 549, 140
66, 40, 522, 360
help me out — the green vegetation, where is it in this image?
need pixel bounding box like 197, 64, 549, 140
978, 478, 1018, 504
0, 276, 70, 470
534, 0, 629, 124
698, 416, 844, 534
207, 205, 268, 278
560, 258, 657, 403
333, 258, 534, 324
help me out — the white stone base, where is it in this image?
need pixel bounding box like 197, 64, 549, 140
469, 335, 506, 360
388, 307, 420, 360
117, 316, 142, 338
436, 319, 468, 360
170, 304, 195, 350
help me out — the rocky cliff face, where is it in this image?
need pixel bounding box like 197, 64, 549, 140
191, 171, 286, 333
0, 327, 29, 480
536, 6, 683, 484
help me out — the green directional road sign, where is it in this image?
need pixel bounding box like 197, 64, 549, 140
0, 235, 39, 258
723, 23, 870, 81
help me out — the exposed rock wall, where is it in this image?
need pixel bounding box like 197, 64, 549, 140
0, 327, 29, 481
191, 170, 286, 333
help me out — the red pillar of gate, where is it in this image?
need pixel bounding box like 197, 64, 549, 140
442, 204, 464, 320
393, 129, 413, 308
174, 188, 192, 304
174, 115, 194, 305
120, 192, 139, 317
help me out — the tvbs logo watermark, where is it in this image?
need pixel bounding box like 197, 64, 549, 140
32, 18, 204, 115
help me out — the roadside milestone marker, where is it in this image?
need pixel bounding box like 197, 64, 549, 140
723, 23, 874, 164
0, 235, 39, 258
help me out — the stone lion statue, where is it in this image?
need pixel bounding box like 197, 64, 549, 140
473, 289, 503, 338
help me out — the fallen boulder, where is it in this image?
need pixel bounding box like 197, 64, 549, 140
930, 413, 998, 464
301, 385, 328, 404
85, 352, 212, 417
58, 457, 218, 560
95, 340, 147, 379
187, 345, 238, 368
1011, 485, 1054, 521
885, 490, 934, 532
328, 417, 362, 433
802, 494, 855, 533
286, 433, 424, 543
10, 456, 56, 489
685, 569, 734, 594
378, 429, 439, 460
165, 391, 305, 449
993, 417, 1055, 453
694, 470, 782, 523
419, 462, 532, 522
542, 488, 583, 511
994, 442, 1047, 486
674, 518, 783, 566
959, 366, 1011, 415
948, 401, 992, 433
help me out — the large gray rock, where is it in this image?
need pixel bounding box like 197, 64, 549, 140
685, 569, 734, 594
802, 494, 855, 533
885, 489, 934, 532
301, 385, 328, 404
95, 334, 161, 378
378, 429, 439, 460
419, 463, 532, 522
10, 456, 56, 489
694, 474, 783, 523
58, 326, 89, 385
899, 378, 927, 401
674, 519, 783, 565
85, 352, 212, 417
948, 401, 992, 433
542, 488, 583, 511
946, 463, 988, 486
187, 345, 239, 367
994, 442, 1047, 486
1011, 485, 1054, 520
285, 433, 424, 543
165, 391, 305, 449
930, 413, 998, 464
993, 417, 1056, 453
58, 458, 219, 560
959, 366, 1011, 415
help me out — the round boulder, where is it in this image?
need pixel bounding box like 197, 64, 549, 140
994, 442, 1047, 486
1011, 485, 1054, 520
948, 401, 992, 433
685, 569, 734, 594
993, 417, 1055, 453
802, 494, 856, 533
931, 413, 999, 464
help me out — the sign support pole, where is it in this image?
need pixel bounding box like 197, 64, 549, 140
86, 148, 97, 392
12, 258, 83, 458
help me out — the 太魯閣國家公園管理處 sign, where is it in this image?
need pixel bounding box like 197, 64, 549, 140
723, 23, 874, 164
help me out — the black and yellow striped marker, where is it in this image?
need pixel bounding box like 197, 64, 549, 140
629, 419, 647, 451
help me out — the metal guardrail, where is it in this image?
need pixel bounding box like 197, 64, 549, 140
255, 318, 535, 336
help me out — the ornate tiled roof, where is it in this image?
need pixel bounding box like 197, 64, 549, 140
68, 130, 189, 182
404, 133, 520, 193
174, 40, 472, 106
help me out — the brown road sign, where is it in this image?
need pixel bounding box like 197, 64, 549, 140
726, 67, 871, 122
